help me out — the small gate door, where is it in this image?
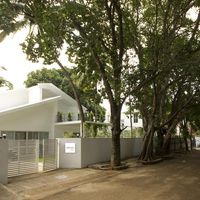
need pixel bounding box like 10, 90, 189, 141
43, 139, 57, 171
8, 140, 39, 177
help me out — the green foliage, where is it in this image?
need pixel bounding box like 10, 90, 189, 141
25, 67, 73, 95
87, 112, 94, 121
67, 112, 72, 121
64, 131, 79, 138
195, 130, 200, 136
57, 112, 63, 122
0, 77, 13, 89
24, 67, 105, 120
84, 122, 111, 138
122, 128, 144, 138
0, 67, 13, 89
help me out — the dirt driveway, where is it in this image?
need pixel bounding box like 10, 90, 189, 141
1, 150, 200, 200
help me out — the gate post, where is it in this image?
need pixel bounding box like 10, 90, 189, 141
0, 140, 8, 184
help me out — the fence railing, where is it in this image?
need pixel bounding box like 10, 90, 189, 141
8, 140, 39, 177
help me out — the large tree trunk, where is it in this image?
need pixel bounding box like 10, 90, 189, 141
155, 128, 164, 155
161, 119, 178, 155
183, 136, 189, 151
138, 121, 155, 161
110, 104, 122, 167
161, 134, 171, 155
111, 131, 121, 167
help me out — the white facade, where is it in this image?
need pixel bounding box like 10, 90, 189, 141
0, 83, 87, 140
121, 112, 143, 130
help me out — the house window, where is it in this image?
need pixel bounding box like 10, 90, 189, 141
15, 132, 26, 140
28, 132, 39, 140
28, 132, 49, 140
38, 132, 49, 140
133, 113, 138, 123
0, 131, 49, 140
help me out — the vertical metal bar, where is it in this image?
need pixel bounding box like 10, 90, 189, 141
17, 140, 20, 176
56, 139, 59, 168
43, 139, 45, 171
36, 140, 39, 172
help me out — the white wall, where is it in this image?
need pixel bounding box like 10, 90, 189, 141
0, 102, 57, 138
58, 138, 143, 168
58, 138, 82, 168
82, 138, 143, 167
81, 138, 111, 167
0, 89, 28, 110
55, 126, 66, 138
121, 138, 143, 158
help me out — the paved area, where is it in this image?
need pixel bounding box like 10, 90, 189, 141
1, 150, 200, 200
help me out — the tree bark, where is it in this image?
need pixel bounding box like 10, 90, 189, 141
156, 128, 164, 155
161, 134, 171, 155
161, 116, 180, 155
111, 132, 121, 167
110, 104, 122, 167
184, 136, 189, 151
138, 121, 155, 161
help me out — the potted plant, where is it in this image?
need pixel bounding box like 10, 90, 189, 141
67, 112, 72, 121
57, 112, 63, 122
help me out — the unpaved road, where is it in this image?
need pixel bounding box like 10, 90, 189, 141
1, 150, 200, 200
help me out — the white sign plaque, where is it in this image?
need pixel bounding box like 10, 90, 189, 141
65, 143, 76, 153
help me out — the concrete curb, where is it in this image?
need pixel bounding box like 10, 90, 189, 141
0, 183, 22, 200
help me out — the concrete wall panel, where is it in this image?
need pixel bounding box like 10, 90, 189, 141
58, 138, 82, 168
81, 138, 112, 167
58, 138, 143, 168
0, 140, 8, 184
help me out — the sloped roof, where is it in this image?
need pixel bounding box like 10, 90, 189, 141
0, 96, 61, 117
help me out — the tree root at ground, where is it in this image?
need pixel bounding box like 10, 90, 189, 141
88, 162, 128, 170
137, 158, 163, 165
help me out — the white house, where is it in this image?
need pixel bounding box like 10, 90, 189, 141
0, 83, 87, 140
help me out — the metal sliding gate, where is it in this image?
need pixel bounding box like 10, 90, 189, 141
8, 140, 39, 177
8, 139, 58, 177
43, 139, 58, 171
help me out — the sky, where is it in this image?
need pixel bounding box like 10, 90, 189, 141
0, 28, 60, 89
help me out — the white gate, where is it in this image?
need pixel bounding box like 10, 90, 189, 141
43, 139, 57, 171
8, 140, 39, 177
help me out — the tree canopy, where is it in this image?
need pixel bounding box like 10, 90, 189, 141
0, 67, 13, 89
24, 67, 105, 121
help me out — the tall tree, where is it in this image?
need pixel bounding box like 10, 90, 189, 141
127, 0, 200, 161
0, 0, 148, 167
